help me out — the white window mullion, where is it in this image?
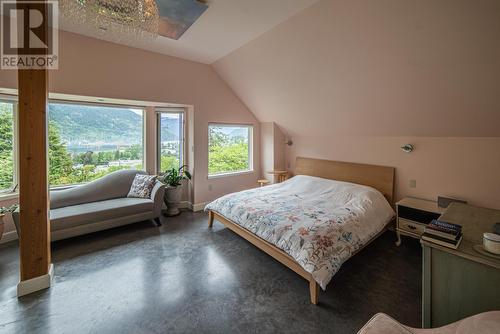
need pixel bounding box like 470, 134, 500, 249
156, 108, 185, 174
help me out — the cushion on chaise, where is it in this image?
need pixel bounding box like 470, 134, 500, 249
127, 174, 157, 198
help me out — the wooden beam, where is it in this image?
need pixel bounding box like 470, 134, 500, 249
17, 0, 51, 284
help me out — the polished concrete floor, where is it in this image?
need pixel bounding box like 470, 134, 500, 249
0, 212, 421, 333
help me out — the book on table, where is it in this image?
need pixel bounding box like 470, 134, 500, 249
425, 225, 462, 241
422, 220, 463, 249
428, 220, 462, 232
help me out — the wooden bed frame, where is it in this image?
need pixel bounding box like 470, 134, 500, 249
207, 157, 395, 305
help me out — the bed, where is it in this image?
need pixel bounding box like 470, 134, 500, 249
205, 157, 395, 304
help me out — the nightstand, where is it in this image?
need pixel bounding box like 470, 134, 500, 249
267, 170, 288, 183
395, 197, 445, 246
258, 179, 270, 187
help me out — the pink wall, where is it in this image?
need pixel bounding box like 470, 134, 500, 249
288, 136, 500, 210
214, 0, 500, 209
0, 30, 260, 211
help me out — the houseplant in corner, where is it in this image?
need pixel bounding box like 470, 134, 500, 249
160, 165, 192, 216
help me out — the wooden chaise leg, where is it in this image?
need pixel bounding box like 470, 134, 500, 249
309, 279, 319, 305
208, 211, 214, 228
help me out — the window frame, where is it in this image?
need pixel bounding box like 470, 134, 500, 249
156, 107, 186, 174
0, 95, 147, 193
0, 97, 18, 194
207, 123, 254, 178
47, 100, 146, 188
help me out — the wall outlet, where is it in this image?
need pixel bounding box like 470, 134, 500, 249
208, 184, 213, 191
409, 179, 417, 188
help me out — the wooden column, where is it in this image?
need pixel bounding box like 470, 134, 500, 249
18, 69, 50, 281
17, 0, 51, 290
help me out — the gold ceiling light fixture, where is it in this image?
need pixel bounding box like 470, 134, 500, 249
60, 0, 160, 40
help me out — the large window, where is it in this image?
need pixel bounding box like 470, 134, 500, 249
157, 110, 184, 173
47, 102, 144, 186
208, 124, 253, 177
0, 100, 15, 192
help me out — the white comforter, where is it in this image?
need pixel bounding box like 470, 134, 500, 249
205, 175, 395, 289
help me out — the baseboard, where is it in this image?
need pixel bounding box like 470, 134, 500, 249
178, 201, 191, 210
178, 201, 207, 212
0, 230, 18, 244
191, 202, 208, 212
17, 263, 54, 297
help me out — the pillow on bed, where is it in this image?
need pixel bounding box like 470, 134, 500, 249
127, 174, 157, 199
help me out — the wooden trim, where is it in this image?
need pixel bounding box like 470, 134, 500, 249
309, 280, 319, 305
209, 211, 319, 304
295, 157, 395, 204
208, 210, 214, 228
18, 66, 51, 281
17, 0, 51, 283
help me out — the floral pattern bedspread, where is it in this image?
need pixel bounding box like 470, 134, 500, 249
205, 175, 395, 289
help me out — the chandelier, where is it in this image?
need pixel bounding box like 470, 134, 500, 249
59, 0, 160, 39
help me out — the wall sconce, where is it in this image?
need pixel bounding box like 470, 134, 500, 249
285, 139, 293, 146
401, 144, 414, 153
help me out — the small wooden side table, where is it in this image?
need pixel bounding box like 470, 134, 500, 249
258, 179, 270, 187
395, 197, 444, 246
267, 170, 288, 183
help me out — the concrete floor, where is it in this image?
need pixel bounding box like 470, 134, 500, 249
0, 212, 421, 334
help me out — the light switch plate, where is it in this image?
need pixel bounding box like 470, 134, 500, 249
409, 180, 417, 188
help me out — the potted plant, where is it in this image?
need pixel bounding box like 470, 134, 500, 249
0, 204, 19, 242
160, 165, 192, 216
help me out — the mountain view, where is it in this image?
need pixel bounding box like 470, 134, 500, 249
49, 104, 144, 145
49, 104, 181, 145
159, 116, 180, 142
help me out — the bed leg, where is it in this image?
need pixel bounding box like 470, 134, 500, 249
309, 280, 319, 305
208, 211, 214, 228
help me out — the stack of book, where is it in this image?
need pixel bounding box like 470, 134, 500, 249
422, 220, 463, 249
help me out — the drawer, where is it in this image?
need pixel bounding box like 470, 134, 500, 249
398, 218, 425, 235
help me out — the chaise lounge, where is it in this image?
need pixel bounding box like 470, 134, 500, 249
13, 170, 165, 241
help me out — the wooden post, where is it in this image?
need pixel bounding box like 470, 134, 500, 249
16, 0, 52, 296
208, 211, 214, 228
309, 280, 319, 305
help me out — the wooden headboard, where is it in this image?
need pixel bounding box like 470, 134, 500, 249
295, 157, 395, 203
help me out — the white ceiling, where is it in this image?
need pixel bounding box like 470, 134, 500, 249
58, 0, 319, 64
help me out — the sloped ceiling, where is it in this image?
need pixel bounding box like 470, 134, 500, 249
213, 0, 500, 137
58, 0, 319, 64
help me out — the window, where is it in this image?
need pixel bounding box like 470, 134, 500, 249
0, 100, 15, 192
157, 109, 184, 173
47, 102, 144, 186
208, 124, 253, 177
